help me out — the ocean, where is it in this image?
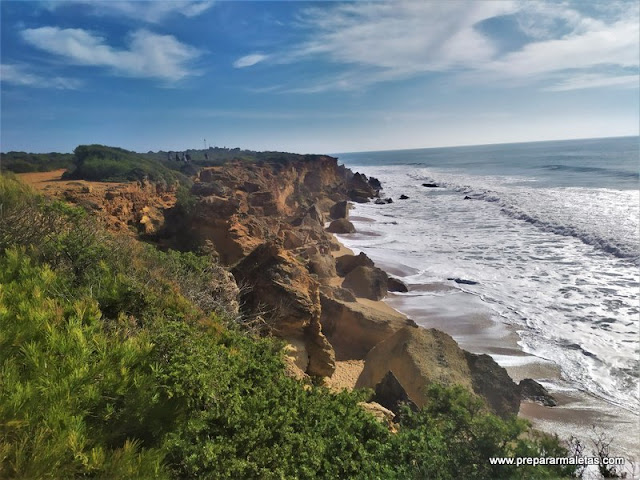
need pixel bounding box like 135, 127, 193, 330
334, 136, 639, 417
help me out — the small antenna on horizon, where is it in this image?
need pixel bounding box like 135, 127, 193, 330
204, 138, 207, 150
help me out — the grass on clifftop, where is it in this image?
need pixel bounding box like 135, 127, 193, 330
0, 173, 575, 479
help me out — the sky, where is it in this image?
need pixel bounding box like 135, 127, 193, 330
1, 0, 639, 154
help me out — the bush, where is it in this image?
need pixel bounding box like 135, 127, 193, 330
64, 144, 189, 186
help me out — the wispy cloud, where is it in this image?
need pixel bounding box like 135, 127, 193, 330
235, 0, 639, 93
544, 73, 640, 92
0, 63, 82, 89
486, 19, 639, 78
233, 54, 268, 68
21, 27, 201, 82
45, 1, 215, 24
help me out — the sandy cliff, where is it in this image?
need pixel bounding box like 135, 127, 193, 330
19, 157, 520, 418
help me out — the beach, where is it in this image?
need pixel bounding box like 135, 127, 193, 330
332, 212, 639, 474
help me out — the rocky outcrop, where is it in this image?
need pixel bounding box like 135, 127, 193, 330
399, 194, 409, 200
335, 253, 375, 277
387, 277, 409, 293
372, 371, 418, 415
519, 378, 557, 407
326, 219, 356, 234
232, 242, 335, 377
348, 172, 378, 203
342, 265, 388, 300
307, 253, 337, 281
356, 327, 520, 418
329, 200, 350, 220
465, 352, 520, 417
320, 294, 414, 360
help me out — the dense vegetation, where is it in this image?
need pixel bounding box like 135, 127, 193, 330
0, 151, 73, 173
0, 173, 575, 479
62, 145, 190, 186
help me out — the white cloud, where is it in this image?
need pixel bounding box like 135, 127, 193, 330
235, 0, 639, 94
486, 19, 639, 78
45, 1, 215, 23
21, 27, 201, 82
233, 54, 268, 68
0, 63, 82, 89
288, 1, 517, 72
545, 73, 640, 92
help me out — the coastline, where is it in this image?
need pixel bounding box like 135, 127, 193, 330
329, 213, 639, 467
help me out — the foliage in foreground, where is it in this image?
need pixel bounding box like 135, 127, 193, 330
0, 174, 574, 479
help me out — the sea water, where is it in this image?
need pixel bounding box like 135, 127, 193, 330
334, 136, 639, 415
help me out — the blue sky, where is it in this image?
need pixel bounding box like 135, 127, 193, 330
1, 0, 638, 154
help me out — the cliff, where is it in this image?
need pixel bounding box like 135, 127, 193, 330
18, 154, 520, 417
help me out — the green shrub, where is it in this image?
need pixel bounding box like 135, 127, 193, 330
64, 144, 189, 186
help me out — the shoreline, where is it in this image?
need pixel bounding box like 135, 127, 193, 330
329, 214, 639, 467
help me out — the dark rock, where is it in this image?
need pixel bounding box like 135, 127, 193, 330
342, 265, 388, 300
335, 252, 375, 276
373, 371, 418, 415
448, 278, 479, 285
326, 218, 356, 234
399, 194, 409, 200
348, 172, 377, 203
464, 195, 472, 200
385, 198, 393, 204
387, 277, 409, 293
368, 176, 382, 191
464, 351, 521, 417
422, 183, 438, 188
519, 378, 557, 407
374, 198, 386, 205
329, 200, 350, 220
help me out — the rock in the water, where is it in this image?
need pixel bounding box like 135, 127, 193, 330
326, 218, 356, 234
387, 277, 409, 293
320, 294, 415, 359
399, 194, 409, 200
463, 195, 472, 200
342, 265, 388, 300
368, 176, 382, 191
329, 200, 350, 220
422, 183, 438, 188
448, 277, 479, 285
384, 198, 393, 204
519, 378, 557, 407
357, 326, 520, 418
348, 172, 377, 203
335, 252, 375, 277
373, 371, 418, 415
374, 198, 387, 205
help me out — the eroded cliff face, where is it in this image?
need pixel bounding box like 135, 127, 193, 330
21, 158, 522, 417
16, 169, 175, 235
174, 157, 366, 265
